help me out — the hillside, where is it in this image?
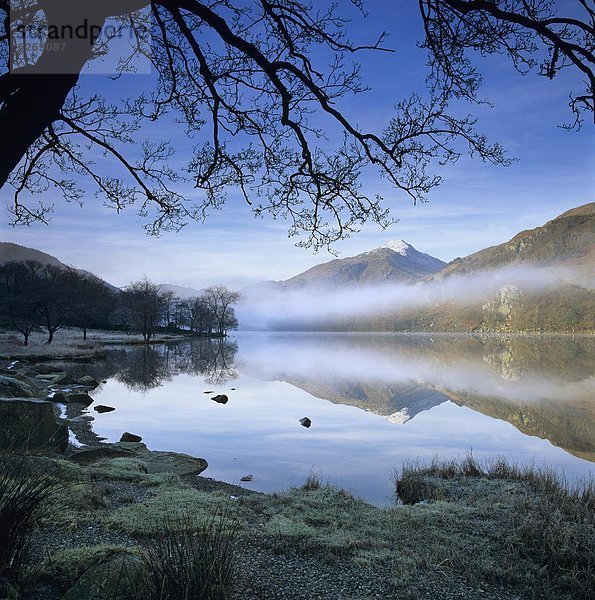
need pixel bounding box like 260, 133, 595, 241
0, 241, 120, 293
0, 242, 67, 267
431, 202, 595, 286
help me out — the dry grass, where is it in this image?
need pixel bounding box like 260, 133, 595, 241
0, 328, 187, 358
395, 454, 595, 600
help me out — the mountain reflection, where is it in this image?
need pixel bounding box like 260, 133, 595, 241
95, 334, 594, 462
235, 334, 595, 461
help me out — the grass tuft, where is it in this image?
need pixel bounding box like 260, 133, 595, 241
0, 452, 57, 582
129, 510, 237, 600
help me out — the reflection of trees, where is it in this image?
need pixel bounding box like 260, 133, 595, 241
203, 340, 239, 385
115, 346, 173, 392
114, 339, 238, 391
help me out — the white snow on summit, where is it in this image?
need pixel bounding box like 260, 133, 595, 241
380, 239, 411, 255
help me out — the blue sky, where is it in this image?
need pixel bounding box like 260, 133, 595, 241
1, 0, 593, 289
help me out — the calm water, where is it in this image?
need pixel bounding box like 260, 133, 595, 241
81, 333, 594, 505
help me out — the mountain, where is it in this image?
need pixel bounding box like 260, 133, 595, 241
283, 240, 446, 289
0, 241, 120, 293
240, 203, 594, 333
244, 240, 446, 298
0, 242, 67, 268
431, 202, 595, 286
158, 284, 203, 299
368, 204, 595, 333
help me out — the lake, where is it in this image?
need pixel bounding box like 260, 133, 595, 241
82, 333, 595, 505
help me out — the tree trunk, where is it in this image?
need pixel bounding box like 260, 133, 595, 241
23, 331, 29, 346
47, 328, 54, 344
0, 2, 112, 187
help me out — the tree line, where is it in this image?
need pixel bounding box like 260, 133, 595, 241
0, 260, 239, 345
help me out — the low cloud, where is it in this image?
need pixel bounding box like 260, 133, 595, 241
238, 264, 592, 329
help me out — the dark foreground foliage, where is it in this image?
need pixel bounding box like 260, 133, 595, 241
0, 452, 57, 583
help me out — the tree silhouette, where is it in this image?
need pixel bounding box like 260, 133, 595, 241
203, 285, 240, 337
0, 1, 591, 247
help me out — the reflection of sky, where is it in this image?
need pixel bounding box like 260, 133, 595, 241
90, 334, 595, 505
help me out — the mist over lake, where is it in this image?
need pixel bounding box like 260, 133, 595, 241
82, 333, 594, 505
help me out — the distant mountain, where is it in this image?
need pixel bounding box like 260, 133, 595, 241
158, 284, 203, 299
244, 240, 446, 299
0, 241, 120, 293
431, 202, 595, 286
0, 242, 67, 268
283, 240, 446, 289
240, 204, 594, 333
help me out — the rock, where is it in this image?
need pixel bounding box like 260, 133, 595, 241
114, 441, 149, 453
0, 375, 38, 398
299, 417, 312, 428
48, 391, 67, 403
144, 451, 208, 475
0, 398, 68, 452
50, 373, 79, 385
65, 393, 94, 407
0, 577, 19, 600
211, 394, 229, 404
34, 363, 63, 375
62, 552, 142, 600
69, 446, 135, 464
78, 376, 100, 389
240, 474, 253, 482
94, 405, 115, 414
203, 390, 214, 394
120, 432, 142, 443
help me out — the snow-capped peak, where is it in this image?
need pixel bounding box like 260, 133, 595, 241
380, 239, 411, 256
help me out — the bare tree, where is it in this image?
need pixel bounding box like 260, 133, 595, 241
419, 0, 594, 129
71, 271, 115, 339
0, 1, 591, 248
0, 260, 41, 344
122, 277, 169, 342
203, 285, 240, 337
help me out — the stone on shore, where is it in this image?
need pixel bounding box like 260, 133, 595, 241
94, 405, 115, 414
50, 373, 79, 385
65, 393, 94, 407
0, 374, 39, 398
78, 376, 100, 389
299, 417, 312, 428
62, 552, 142, 600
68, 446, 136, 464
0, 398, 68, 452
211, 394, 229, 404
120, 432, 142, 443
144, 451, 208, 475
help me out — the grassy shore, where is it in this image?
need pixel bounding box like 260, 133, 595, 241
0, 329, 190, 360
1, 450, 592, 600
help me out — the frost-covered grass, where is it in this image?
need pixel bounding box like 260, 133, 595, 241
0, 328, 186, 358
5, 450, 593, 599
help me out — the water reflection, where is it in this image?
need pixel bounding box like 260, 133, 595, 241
84, 333, 594, 503
236, 334, 595, 461
97, 339, 240, 392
